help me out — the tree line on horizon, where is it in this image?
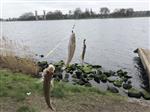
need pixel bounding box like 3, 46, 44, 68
1, 7, 150, 21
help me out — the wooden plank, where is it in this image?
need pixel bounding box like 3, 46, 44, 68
137, 48, 150, 86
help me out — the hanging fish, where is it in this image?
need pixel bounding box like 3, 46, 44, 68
66, 31, 76, 66
43, 64, 55, 111
81, 39, 86, 64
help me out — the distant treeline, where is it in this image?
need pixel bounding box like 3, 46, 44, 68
1, 7, 150, 21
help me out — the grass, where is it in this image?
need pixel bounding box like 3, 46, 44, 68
51, 81, 106, 98
16, 106, 36, 112
2, 69, 145, 112
0, 69, 123, 100
0, 69, 42, 101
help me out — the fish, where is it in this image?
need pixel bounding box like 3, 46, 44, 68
66, 31, 76, 66
81, 39, 86, 64
43, 65, 55, 111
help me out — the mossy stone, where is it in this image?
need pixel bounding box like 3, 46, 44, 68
75, 70, 82, 79
113, 80, 123, 87
82, 65, 93, 74
94, 75, 100, 83
141, 91, 150, 100
99, 74, 107, 83
84, 82, 92, 87
107, 86, 119, 93
128, 88, 141, 98
123, 83, 132, 89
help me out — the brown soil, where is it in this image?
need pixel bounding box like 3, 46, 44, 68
1, 94, 150, 112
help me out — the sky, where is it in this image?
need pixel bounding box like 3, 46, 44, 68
0, 0, 150, 18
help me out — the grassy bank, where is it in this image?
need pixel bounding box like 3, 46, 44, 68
0, 69, 150, 112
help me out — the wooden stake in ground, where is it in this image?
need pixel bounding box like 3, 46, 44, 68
66, 31, 76, 66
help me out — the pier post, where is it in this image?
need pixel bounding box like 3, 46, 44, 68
137, 48, 150, 88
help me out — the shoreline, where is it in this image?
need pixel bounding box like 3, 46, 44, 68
1, 16, 150, 22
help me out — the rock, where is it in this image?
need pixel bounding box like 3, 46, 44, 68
77, 79, 85, 85
39, 54, 44, 58
127, 80, 132, 84
81, 77, 89, 83
124, 75, 132, 79
103, 72, 111, 77
82, 65, 93, 74
97, 70, 102, 75
72, 78, 79, 83
122, 77, 128, 82
75, 70, 82, 79
66, 64, 76, 72
99, 74, 107, 83
55, 66, 63, 73
69, 71, 73, 74
113, 80, 123, 87
92, 65, 101, 68
141, 91, 150, 100
91, 69, 97, 74
128, 88, 141, 98
109, 70, 116, 76
94, 75, 100, 83
64, 73, 69, 79
54, 60, 64, 67
123, 83, 132, 89
62, 73, 70, 82
84, 82, 92, 87
104, 70, 115, 77
107, 76, 119, 83
87, 74, 94, 80
83, 73, 88, 78
72, 74, 77, 78
107, 86, 119, 93
54, 72, 63, 80
117, 69, 127, 77
134, 48, 138, 53
37, 61, 48, 71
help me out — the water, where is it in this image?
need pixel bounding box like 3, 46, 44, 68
1, 17, 150, 90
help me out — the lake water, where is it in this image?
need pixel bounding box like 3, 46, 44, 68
1, 17, 150, 90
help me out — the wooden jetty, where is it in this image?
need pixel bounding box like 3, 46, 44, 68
136, 48, 150, 86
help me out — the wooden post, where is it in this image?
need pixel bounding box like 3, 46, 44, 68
137, 48, 150, 87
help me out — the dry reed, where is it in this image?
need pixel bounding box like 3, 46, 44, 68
0, 36, 39, 75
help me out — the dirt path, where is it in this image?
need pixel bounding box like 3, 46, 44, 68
1, 94, 150, 112
29, 94, 150, 112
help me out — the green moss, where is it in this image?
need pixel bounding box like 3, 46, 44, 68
113, 80, 123, 87
128, 88, 141, 98
82, 65, 93, 74
99, 74, 107, 82
123, 83, 132, 89
141, 90, 150, 100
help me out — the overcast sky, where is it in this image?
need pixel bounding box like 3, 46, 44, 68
0, 0, 149, 18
